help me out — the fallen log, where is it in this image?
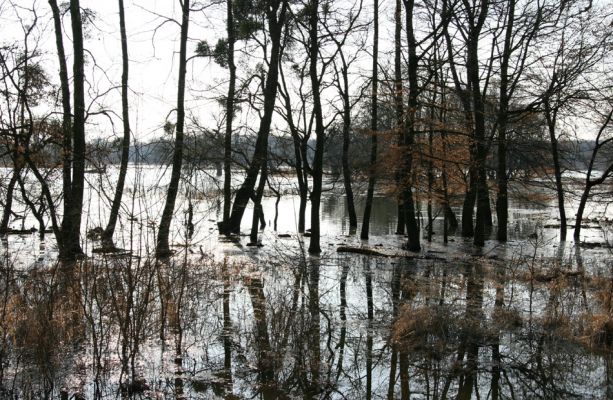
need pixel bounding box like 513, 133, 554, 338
337, 246, 389, 257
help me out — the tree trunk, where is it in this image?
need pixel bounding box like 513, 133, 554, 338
427, 128, 434, 242
466, 0, 490, 247
48, 0, 72, 253
62, 0, 86, 259
102, 0, 131, 249
0, 170, 18, 233
288, 102, 308, 234
402, 0, 421, 251
462, 170, 476, 237
222, 0, 236, 225
574, 109, 613, 241
574, 186, 590, 242
360, 0, 379, 241
394, 0, 405, 236
340, 55, 357, 233
250, 161, 268, 245
308, 0, 325, 254
221, 2, 288, 235
156, 0, 190, 257
545, 102, 567, 241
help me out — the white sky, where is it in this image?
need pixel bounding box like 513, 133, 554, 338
0, 0, 382, 143
0, 0, 610, 143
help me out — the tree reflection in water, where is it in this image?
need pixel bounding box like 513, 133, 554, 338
0, 246, 611, 398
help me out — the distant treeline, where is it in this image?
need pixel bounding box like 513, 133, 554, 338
87, 133, 610, 174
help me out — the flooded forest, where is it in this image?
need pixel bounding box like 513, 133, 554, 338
1, 0, 613, 398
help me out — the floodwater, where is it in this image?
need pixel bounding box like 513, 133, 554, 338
0, 165, 612, 399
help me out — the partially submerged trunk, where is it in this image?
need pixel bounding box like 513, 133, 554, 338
360, 0, 379, 241
340, 55, 357, 233
222, 0, 236, 225
102, 0, 131, 250
545, 99, 567, 241
61, 0, 87, 259
573, 109, 613, 241
461, 170, 476, 237
279, 63, 309, 233
48, 0, 72, 253
394, 0, 405, 236
465, 0, 490, 247
156, 0, 190, 257
0, 169, 19, 233
308, 0, 325, 254
250, 160, 268, 245
220, 1, 288, 235
401, 0, 421, 251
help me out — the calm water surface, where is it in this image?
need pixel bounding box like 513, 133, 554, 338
0, 166, 612, 398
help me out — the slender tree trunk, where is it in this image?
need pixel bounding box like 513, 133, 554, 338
63, 0, 86, 259
48, 0, 72, 253
545, 101, 567, 241
360, 0, 379, 240
0, 170, 18, 233
102, 0, 131, 249
394, 0, 405, 236
308, 0, 325, 254
297, 158, 308, 233
496, 0, 514, 241
466, 0, 490, 247
250, 161, 268, 245
462, 170, 476, 237
427, 128, 434, 242
279, 64, 309, 233
222, 2, 288, 235
483, 180, 493, 227
222, 0, 236, 225
156, 0, 190, 257
340, 55, 357, 233
574, 110, 613, 241
402, 0, 421, 251
574, 187, 590, 242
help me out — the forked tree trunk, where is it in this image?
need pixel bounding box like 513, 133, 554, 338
221, 2, 288, 235
61, 0, 86, 259
48, 0, 72, 254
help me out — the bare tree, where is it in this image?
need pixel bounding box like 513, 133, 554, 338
360, 0, 379, 240
574, 108, 613, 241
156, 0, 191, 257
101, 0, 131, 250
219, 0, 290, 235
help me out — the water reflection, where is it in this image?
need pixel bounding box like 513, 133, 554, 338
0, 244, 612, 398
